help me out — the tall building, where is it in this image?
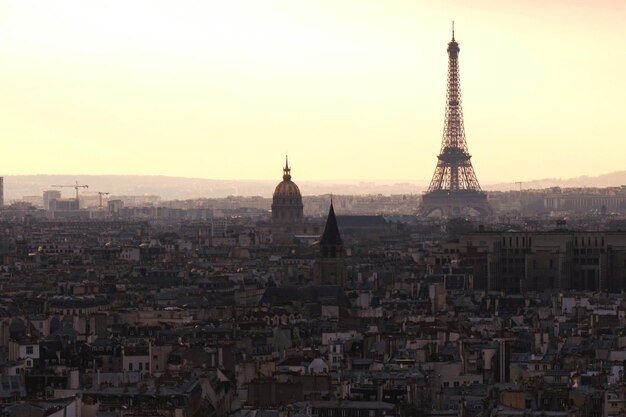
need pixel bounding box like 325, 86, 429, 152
211, 217, 228, 238
314, 200, 347, 287
271, 156, 304, 223
0, 177, 3, 207
420, 26, 491, 218
107, 199, 124, 214
43, 190, 62, 211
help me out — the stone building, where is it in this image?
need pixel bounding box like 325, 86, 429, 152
459, 231, 626, 293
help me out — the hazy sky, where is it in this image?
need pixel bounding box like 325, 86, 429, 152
1, 0, 624, 184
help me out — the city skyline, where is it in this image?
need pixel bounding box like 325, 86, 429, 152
1, 0, 625, 183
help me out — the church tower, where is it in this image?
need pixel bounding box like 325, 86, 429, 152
314, 200, 346, 287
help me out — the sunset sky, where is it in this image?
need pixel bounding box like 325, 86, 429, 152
1, 0, 624, 184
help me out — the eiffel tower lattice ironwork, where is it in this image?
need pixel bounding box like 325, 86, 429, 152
420, 24, 491, 218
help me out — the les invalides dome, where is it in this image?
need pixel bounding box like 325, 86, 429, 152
271, 156, 303, 224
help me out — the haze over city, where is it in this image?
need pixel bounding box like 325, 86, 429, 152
1, 0, 625, 183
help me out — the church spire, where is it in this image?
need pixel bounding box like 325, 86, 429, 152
283, 155, 291, 181
320, 199, 343, 246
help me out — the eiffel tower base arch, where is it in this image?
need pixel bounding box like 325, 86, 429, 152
419, 189, 492, 218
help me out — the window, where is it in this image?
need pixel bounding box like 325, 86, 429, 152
26, 346, 34, 355
129, 363, 133, 371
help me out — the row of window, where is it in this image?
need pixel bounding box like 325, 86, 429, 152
127, 361, 150, 371
501, 236, 611, 249
442, 380, 481, 388
575, 237, 604, 247
502, 236, 532, 248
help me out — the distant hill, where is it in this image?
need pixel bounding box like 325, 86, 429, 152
1, 175, 428, 201
485, 171, 626, 191
3, 172, 625, 202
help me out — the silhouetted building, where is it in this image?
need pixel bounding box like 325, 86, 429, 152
272, 156, 303, 224
50, 198, 79, 211
314, 201, 346, 287
461, 231, 626, 293
0, 177, 3, 207
43, 190, 62, 211
107, 199, 124, 214
544, 186, 626, 213
271, 156, 307, 244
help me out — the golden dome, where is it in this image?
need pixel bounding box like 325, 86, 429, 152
272, 155, 304, 224
273, 155, 302, 198
274, 180, 301, 198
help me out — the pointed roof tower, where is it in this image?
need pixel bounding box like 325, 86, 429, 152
283, 154, 291, 181
320, 199, 343, 246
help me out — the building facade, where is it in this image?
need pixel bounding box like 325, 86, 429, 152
43, 190, 62, 210
460, 231, 626, 293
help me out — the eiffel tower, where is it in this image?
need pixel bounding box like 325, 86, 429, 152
420, 24, 491, 218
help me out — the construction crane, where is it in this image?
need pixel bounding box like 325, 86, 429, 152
51, 181, 89, 200
83, 191, 110, 208
95, 192, 109, 208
